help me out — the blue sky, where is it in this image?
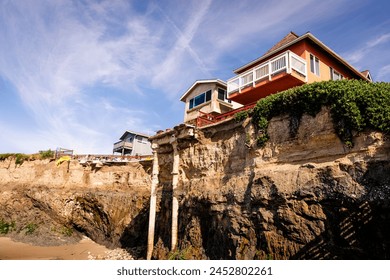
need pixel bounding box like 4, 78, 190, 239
0, 0, 389, 154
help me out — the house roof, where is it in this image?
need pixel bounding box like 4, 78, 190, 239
180, 79, 227, 102
119, 130, 150, 140
263, 31, 299, 56
361, 70, 372, 81
233, 32, 370, 81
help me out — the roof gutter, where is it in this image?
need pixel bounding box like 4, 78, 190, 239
233, 33, 369, 81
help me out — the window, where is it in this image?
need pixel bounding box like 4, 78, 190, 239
330, 67, 343, 80
217, 88, 231, 103
218, 88, 225, 100
189, 89, 212, 109
194, 93, 205, 107
205, 90, 212, 102
310, 54, 320, 76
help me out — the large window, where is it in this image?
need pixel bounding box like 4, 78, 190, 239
329, 67, 343, 80
310, 54, 320, 76
189, 90, 212, 109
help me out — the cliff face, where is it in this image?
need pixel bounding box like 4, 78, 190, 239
151, 107, 390, 259
0, 160, 152, 251
1, 107, 389, 259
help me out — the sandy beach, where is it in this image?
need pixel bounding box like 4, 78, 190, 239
0, 236, 111, 260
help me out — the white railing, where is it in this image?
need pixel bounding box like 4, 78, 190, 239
227, 51, 307, 97
113, 141, 133, 151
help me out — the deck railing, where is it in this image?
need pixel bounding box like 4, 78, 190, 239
113, 140, 133, 151
227, 50, 307, 97
196, 101, 258, 128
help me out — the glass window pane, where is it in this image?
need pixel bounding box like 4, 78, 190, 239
189, 99, 194, 109
206, 90, 212, 102
194, 93, 205, 107
218, 88, 225, 100
315, 58, 320, 75
310, 55, 315, 73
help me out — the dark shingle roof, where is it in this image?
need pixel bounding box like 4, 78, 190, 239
263, 31, 300, 56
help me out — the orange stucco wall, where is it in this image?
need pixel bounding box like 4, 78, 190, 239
237, 39, 362, 83
290, 40, 360, 83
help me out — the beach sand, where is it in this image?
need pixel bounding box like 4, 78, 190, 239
0, 236, 109, 260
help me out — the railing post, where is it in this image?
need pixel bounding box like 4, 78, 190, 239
252, 68, 255, 88
287, 51, 291, 74
268, 60, 271, 81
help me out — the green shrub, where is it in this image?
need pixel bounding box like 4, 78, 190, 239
168, 247, 190, 260
0, 219, 15, 234
15, 153, 29, 165
39, 149, 54, 159
25, 223, 38, 235
234, 110, 250, 122
61, 226, 73, 237
0, 154, 14, 161
251, 80, 390, 146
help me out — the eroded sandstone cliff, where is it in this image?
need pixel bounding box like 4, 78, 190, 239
1, 107, 389, 259
150, 107, 390, 259
0, 159, 152, 253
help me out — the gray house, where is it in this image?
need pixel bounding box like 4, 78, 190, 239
113, 130, 152, 156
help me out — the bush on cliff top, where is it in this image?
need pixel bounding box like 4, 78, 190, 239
0, 149, 54, 164
248, 80, 390, 146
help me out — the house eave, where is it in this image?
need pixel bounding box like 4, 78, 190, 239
119, 130, 151, 140
234, 32, 369, 82
180, 79, 227, 102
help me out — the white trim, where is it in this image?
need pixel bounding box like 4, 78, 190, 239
233, 32, 370, 82
180, 79, 226, 101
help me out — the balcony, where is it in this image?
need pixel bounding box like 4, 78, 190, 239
227, 51, 307, 104
113, 140, 133, 152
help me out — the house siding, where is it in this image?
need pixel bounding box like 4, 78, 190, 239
183, 82, 241, 123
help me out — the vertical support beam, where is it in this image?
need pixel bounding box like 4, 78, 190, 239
146, 143, 159, 260
170, 136, 180, 252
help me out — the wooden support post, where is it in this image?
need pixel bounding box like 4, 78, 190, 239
146, 143, 159, 260
170, 136, 180, 252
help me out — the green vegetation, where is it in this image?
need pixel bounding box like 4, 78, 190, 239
243, 80, 390, 147
15, 153, 29, 165
39, 149, 55, 159
0, 153, 14, 161
0, 149, 54, 165
234, 110, 250, 122
60, 226, 73, 237
25, 222, 38, 235
0, 219, 15, 234
168, 247, 191, 260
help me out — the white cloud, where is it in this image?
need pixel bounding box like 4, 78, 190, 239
0, 0, 161, 153
1, 0, 386, 154
376, 64, 390, 81
343, 33, 390, 64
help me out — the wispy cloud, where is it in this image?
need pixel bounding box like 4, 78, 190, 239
0, 0, 162, 153
343, 33, 390, 64
0, 0, 387, 153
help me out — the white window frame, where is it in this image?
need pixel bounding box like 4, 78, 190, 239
310, 54, 320, 76
188, 90, 212, 110
330, 67, 343, 81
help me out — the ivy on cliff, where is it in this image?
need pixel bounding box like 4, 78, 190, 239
246, 80, 390, 147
